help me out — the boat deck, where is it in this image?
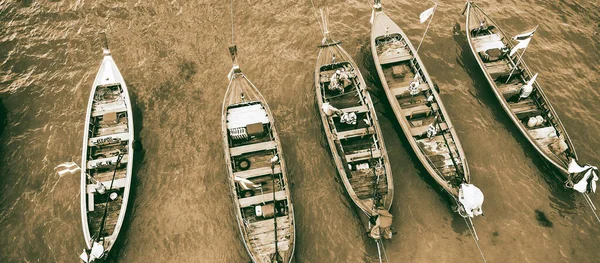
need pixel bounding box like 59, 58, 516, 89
85, 84, 130, 239
376, 34, 466, 188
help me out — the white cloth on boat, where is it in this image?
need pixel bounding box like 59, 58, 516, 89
340, 112, 357, 125
419, 6, 435, 23
520, 73, 538, 99
235, 176, 260, 190
227, 104, 269, 130
568, 159, 599, 193
321, 102, 341, 117
369, 208, 393, 240
458, 184, 484, 218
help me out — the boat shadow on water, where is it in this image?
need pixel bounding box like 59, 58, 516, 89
101, 86, 146, 262
452, 23, 577, 217
0, 98, 7, 138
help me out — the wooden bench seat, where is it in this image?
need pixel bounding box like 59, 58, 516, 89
379, 48, 412, 64
87, 155, 129, 170
89, 132, 130, 146
497, 82, 522, 99
390, 83, 429, 97
234, 165, 282, 179
336, 127, 374, 140
510, 99, 542, 118
402, 104, 433, 118
345, 150, 381, 163
340, 105, 368, 114
87, 177, 128, 193
92, 101, 127, 117
230, 141, 277, 156
239, 190, 287, 208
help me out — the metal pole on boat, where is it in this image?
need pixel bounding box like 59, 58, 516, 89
270, 155, 282, 263
415, 4, 437, 55
505, 25, 538, 83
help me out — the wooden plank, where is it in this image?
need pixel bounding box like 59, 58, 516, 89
340, 105, 368, 114
89, 132, 130, 146
234, 165, 281, 179
336, 127, 374, 140
402, 104, 432, 117
239, 190, 287, 208
345, 150, 381, 163
92, 101, 127, 117
87, 178, 128, 193
87, 155, 129, 170
510, 99, 542, 118
248, 216, 291, 235
379, 49, 413, 65
230, 141, 277, 156
497, 83, 522, 99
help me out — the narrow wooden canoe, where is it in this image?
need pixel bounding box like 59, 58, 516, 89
465, 2, 576, 174
371, 4, 474, 204
221, 46, 295, 263
80, 47, 134, 261
315, 20, 394, 239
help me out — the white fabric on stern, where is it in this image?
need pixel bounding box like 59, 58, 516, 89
458, 184, 484, 218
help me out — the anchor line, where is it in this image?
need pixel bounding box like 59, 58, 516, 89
463, 217, 486, 263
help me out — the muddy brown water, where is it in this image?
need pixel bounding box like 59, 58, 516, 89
1, 0, 599, 262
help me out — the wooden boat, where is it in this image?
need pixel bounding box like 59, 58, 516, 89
315, 11, 394, 240
221, 45, 295, 263
464, 2, 577, 175
80, 44, 134, 262
370, 2, 483, 218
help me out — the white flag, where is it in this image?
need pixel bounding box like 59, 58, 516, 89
513, 27, 537, 41
419, 6, 435, 23
510, 26, 537, 56
509, 37, 531, 56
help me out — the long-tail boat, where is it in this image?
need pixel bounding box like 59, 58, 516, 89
221, 45, 295, 262
371, 1, 484, 219
80, 39, 134, 262
315, 9, 394, 241
464, 2, 598, 214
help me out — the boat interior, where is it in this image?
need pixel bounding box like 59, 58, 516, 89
225, 101, 292, 259
318, 61, 388, 201
85, 83, 130, 238
375, 34, 465, 186
468, 14, 570, 163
